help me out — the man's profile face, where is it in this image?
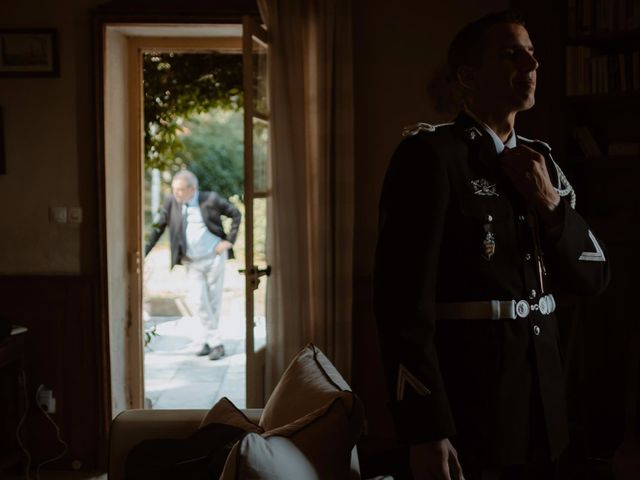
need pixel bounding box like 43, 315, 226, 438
172, 178, 196, 204
469, 22, 538, 114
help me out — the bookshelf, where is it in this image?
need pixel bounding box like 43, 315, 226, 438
565, 2, 640, 232
565, 2, 640, 478
513, 1, 640, 477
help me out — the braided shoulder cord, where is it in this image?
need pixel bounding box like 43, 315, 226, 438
549, 152, 576, 209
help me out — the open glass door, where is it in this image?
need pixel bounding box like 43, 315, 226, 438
242, 16, 270, 408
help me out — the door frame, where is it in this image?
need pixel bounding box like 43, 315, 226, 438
242, 15, 270, 408
93, 11, 260, 418
127, 33, 244, 409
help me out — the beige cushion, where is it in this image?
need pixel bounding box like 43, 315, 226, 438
219, 345, 364, 479
259, 343, 359, 431
220, 397, 357, 480
220, 344, 364, 480
200, 396, 263, 434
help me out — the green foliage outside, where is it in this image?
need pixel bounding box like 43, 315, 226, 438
143, 52, 243, 172
182, 110, 244, 199
143, 52, 266, 266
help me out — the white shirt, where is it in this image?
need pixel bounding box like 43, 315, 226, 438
183, 191, 221, 259
465, 108, 517, 155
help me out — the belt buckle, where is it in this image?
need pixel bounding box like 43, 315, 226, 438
538, 296, 549, 315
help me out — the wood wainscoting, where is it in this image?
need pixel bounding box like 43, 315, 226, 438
0, 275, 108, 471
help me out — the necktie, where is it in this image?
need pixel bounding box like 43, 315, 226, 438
181, 203, 188, 253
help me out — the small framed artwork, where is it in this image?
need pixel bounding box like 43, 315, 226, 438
0, 29, 59, 77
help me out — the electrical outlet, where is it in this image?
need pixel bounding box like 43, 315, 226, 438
68, 207, 83, 224
37, 385, 56, 413
49, 207, 67, 224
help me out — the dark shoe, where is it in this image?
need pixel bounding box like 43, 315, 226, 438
208, 344, 225, 361
196, 343, 211, 356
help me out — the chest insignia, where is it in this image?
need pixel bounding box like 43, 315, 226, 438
482, 216, 496, 261
482, 231, 496, 260
470, 178, 499, 197
464, 126, 483, 141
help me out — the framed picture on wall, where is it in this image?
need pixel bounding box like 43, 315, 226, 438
0, 29, 59, 77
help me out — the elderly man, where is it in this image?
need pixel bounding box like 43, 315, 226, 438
374, 11, 610, 480
146, 170, 241, 361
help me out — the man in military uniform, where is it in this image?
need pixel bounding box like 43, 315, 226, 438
374, 11, 610, 480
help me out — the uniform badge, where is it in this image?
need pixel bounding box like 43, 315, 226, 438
471, 178, 499, 197
482, 216, 495, 260
482, 231, 496, 260
465, 126, 483, 141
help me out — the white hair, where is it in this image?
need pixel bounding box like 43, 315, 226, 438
172, 170, 198, 188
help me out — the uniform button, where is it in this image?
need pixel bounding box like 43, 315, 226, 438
533, 325, 541, 336
525, 253, 532, 261
516, 300, 530, 318
529, 289, 537, 299
518, 214, 526, 221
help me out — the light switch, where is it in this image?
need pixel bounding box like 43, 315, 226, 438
68, 207, 83, 224
50, 207, 67, 224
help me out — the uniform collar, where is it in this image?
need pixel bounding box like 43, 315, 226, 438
454, 110, 515, 170
463, 108, 517, 155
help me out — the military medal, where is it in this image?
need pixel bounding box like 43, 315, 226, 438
482, 231, 496, 260
471, 178, 499, 197
482, 215, 495, 260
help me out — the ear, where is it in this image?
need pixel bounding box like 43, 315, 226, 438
456, 65, 476, 91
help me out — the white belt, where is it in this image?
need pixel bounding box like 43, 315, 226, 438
436, 294, 556, 320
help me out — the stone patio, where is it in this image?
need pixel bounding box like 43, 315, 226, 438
143, 245, 265, 410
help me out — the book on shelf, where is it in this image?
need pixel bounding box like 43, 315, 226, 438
573, 126, 603, 157
566, 47, 640, 95
569, 0, 640, 35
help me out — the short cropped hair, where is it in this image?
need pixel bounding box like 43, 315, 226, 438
173, 169, 198, 188
447, 10, 526, 79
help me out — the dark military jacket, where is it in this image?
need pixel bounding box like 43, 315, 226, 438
373, 111, 610, 468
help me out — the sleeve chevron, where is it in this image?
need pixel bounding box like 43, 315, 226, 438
579, 230, 606, 262
396, 364, 432, 400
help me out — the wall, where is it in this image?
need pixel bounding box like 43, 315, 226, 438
0, 0, 257, 470
350, 0, 507, 473
0, 0, 107, 469
0, 276, 104, 468
0, 0, 102, 275
104, 26, 131, 415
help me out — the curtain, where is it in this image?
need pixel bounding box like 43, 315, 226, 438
257, 0, 354, 398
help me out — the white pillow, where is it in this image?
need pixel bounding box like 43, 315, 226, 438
220, 398, 356, 480
220, 434, 318, 480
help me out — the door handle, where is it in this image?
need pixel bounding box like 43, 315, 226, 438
239, 265, 272, 290
256, 266, 272, 278
238, 265, 272, 276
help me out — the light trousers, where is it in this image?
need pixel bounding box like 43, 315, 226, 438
184, 249, 227, 346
